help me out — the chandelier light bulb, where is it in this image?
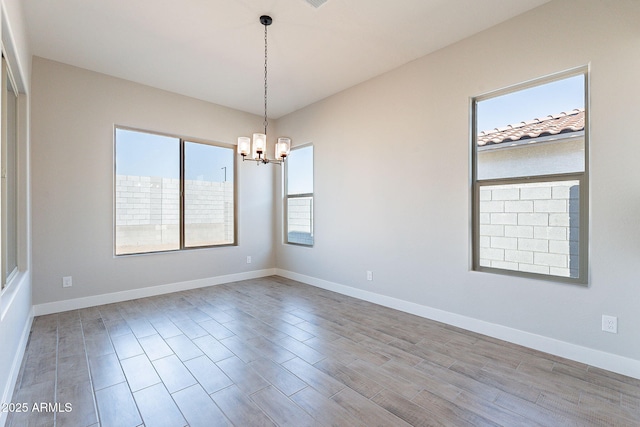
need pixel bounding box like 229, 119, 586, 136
237, 137, 250, 156
253, 133, 267, 159
276, 137, 291, 159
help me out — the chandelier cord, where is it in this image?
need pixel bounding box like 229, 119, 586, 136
263, 22, 268, 135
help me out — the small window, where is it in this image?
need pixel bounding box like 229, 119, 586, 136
115, 128, 236, 255
472, 70, 588, 284
286, 145, 313, 246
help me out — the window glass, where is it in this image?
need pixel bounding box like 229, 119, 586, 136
286, 145, 314, 246
473, 71, 587, 283
115, 129, 180, 255
476, 74, 585, 180
115, 129, 236, 254
3, 58, 18, 284
184, 142, 235, 247
478, 180, 580, 278
287, 146, 313, 195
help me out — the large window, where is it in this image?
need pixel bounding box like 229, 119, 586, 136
472, 70, 588, 284
285, 145, 314, 246
2, 55, 18, 288
115, 128, 235, 255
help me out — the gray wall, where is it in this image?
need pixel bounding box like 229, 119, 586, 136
275, 0, 640, 362
31, 57, 276, 305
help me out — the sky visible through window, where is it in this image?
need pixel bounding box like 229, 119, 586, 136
185, 141, 234, 182
287, 145, 313, 195
115, 129, 233, 182
477, 74, 584, 132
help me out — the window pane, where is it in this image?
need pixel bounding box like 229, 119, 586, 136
115, 129, 180, 254
287, 196, 313, 245
478, 180, 580, 278
5, 66, 18, 280
476, 74, 585, 180
287, 145, 313, 245
184, 142, 234, 247
287, 146, 313, 195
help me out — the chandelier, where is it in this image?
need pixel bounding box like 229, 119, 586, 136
237, 15, 290, 165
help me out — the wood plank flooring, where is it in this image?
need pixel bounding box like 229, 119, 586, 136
7, 276, 640, 426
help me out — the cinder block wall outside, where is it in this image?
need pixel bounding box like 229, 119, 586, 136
479, 181, 579, 277
115, 175, 233, 252
287, 197, 313, 245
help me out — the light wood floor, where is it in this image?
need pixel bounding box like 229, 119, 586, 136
7, 276, 640, 426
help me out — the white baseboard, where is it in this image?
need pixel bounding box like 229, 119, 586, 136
275, 268, 640, 380
0, 307, 33, 427
33, 269, 277, 316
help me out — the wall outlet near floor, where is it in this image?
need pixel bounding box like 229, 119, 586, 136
246, 256, 252, 264
602, 315, 617, 333
62, 276, 73, 288
366, 271, 373, 281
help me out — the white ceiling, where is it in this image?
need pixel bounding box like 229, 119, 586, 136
23, 0, 550, 118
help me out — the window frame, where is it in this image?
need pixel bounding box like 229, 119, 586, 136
284, 144, 314, 247
471, 68, 589, 285
114, 126, 237, 256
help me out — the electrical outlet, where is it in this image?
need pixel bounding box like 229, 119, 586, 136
246, 256, 252, 264
62, 276, 73, 288
602, 315, 617, 334
366, 271, 373, 281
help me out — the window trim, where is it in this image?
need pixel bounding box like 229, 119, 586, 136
284, 143, 314, 247
114, 125, 238, 256
470, 67, 589, 285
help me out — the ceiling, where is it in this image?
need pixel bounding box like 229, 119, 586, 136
23, 0, 550, 118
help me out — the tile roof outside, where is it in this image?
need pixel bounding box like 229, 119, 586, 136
477, 108, 585, 146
